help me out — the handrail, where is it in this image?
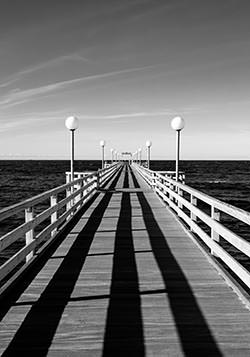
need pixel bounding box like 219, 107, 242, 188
0, 162, 122, 293
156, 173, 250, 224
133, 163, 250, 289
0, 173, 95, 222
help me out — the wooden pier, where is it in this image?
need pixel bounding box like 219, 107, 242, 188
1, 164, 250, 355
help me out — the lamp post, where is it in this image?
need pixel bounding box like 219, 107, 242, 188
110, 148, 114, 164
171, 116, 185, 181
138, 148, 142, 165
65, 116, 79, 183
146, 140, 152, 169
100, 140, 106, 169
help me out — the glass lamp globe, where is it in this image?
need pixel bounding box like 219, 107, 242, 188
65, 116, 79, 130
146, 140, 152, 147
100, 140, 106, 147
171, 116, 185, 131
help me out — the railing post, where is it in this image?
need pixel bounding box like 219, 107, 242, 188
71, 179, 75, 209
151, 172, 156, 189
25, 207, 34, 262
169, 181, 174, 202
96, 171, 100, 190
190, 195, 197, 231
50, 194, 58, 237
211, 206, 220, 256
66, 184, 71, 212
82, 179, 87, 204
98, 169, 102, 188
159, 177, 164, 194
181, 173, 186, 184
177, 186, 183, 210
66, 172, 70, 184
191, 195, 197, 216
65, 182, 74, 220
75, 180, 81, 203
90, 177, 95, 197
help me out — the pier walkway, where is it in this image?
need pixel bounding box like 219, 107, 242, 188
1, 164, 250, 356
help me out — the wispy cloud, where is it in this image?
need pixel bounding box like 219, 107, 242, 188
0, 109, 68, 133
0, 119, 38, 133
180, 97, 250, 115
0, 78, 19, 89
0, 108, 176, 133
79, 110, 175, 120
0, 65, 155, 108
0, 53, 90, 89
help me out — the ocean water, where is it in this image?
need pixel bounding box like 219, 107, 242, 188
0, 160, 101, 209
150, 160, 250, 211
0, 160, 250, 271
1, 160, 250, 210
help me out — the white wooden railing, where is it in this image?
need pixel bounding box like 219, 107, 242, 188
0, 163, 121, 294
133, 163, 250, 290
135, 165, 185, 186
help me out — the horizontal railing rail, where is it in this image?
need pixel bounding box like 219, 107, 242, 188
65, 161, 118, 182
0, 162, 121, 294
135, 163, 185, 186
133, 163, 250, 289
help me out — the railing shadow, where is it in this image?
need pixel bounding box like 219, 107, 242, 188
102, 164, 145, 356
129, 167, 222, 356
0, 167, 124, 356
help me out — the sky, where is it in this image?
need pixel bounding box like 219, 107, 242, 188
1, 0, 250, 160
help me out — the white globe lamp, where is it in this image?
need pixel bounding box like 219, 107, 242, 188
171, 116, 185, 131
65, 116, 79, 131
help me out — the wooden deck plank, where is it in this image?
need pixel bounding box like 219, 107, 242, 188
1, 164, 250, 356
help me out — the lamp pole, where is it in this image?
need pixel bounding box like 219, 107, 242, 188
146, 140, 152, 169
65, 116, 79, 183
110, 148, 114, 164
100, 140, 106, 169
138, 148, 142, 165
171, 116, 185, 181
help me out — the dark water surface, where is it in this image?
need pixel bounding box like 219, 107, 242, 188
1, 160, 250, 210
0, 160, 101, 209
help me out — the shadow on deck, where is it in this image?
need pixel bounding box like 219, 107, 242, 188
0, 164, 224, 356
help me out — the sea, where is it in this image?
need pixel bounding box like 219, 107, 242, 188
0, 160, 250, 271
